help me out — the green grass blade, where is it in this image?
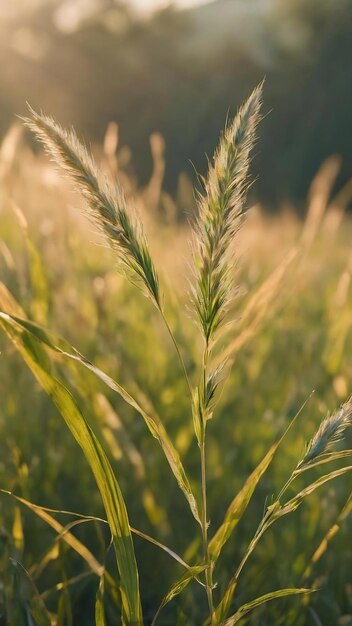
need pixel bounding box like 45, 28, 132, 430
209, 393, 314, 565
57, 582, 73, 626
95, 576, 107, 626
130, 527, 194, 572
2, 490, 193, 581
214, 465, 352, 626
11, 202, 49, 325
277, 465, 352, 518
1, 490, 104, 577
303, 490, 352, 580
10, 559, 52, 626
151, 566, 206, 626
209, 441, 279, 562
211, 392, 316, 624
0, 289, 200, 525
39, 571, 93, 602
223, 588, 312, 626
0, 315, 143, 626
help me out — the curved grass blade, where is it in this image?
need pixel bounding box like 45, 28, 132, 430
131, 527, 194, 573
214, 465, 352, 625
209, 441, 279, 563
10, 559, 52, 626
151, 565, 206, 626
33, 542, 60, 581
0, 285, 200, 525
209, 392, 314, 564
39, 571, 94, 602
11, 201, 49, 325
1, 490, 104, 577
0, 316, 143, 626
304, 491, 352, 580
276, 465, 352, 519
5, 311, 200, 524
214, 248, 298, 368
2, 490, 193, 579
96, 575, 107, 626
223, 588, 312, 626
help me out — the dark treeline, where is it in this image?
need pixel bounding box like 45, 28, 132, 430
0, 0, 352, 210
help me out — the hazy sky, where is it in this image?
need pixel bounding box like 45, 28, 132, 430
130, 0, 209, 13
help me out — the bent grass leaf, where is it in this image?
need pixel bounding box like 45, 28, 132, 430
295, 449, 352, 473
34, 542, 60, 580
209, 441, 279, 562
277, 465, 352, 519
223, 588, 312, 626
211, 392, 317, 624
2, 490, 104, 577
0, 284, 200, 525
11, 201, 49, 325
151, 565, 206, 626
96, 575, 107, 626
209, 393, 314, 565
131, 527, 194, 572
304, 490, 352, 580
39, 571, 93, 602
214, 248, 298, 368
10, 558, 52, 626
2, 490, 193, 583
215, 466, 352, 625
0, 315, 143, 626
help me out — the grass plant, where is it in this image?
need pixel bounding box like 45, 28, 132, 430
0, 84, 351, 625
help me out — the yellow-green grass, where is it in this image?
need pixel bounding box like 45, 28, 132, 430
0, 98, 351, 625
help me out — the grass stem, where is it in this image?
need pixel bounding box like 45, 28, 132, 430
200, 440, 214, 621
160, 308, 193, 399
200, 342, 214, 622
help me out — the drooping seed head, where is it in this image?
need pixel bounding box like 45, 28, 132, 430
23, 108, 161, 307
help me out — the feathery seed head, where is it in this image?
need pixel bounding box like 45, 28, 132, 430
193, 82, 263, 345
300, 396, 352, 466
23, 108, 161, 307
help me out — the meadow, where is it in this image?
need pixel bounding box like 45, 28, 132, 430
0, 88, 351, 625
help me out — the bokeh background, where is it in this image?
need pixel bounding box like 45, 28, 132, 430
1, 2, 352, 626
1, 0, 352, 210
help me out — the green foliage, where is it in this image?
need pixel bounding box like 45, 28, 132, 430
0, 85, 352, 626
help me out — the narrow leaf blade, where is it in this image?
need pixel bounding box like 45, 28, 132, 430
0, 284, 199, 525
209, 442, 279, 562
224, 588, 312, 626
0, 314, 143, 626
151, 566, 206, 626
95, 576, 107, 626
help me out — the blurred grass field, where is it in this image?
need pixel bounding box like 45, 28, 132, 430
0, 121, 352, 625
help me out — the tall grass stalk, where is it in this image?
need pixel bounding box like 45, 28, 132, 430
193, 83, 263, 620
23, 108, 193, 398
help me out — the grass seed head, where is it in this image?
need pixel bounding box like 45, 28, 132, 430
193, 82, 263, 345
301, 396, 352, 466
23, 108, 161, 307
